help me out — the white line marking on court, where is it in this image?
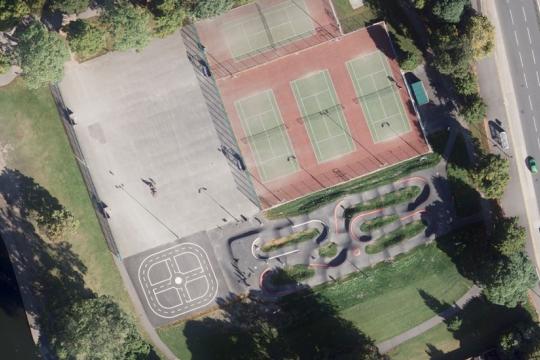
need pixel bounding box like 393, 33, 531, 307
530, 95, 534, 110
515, 30, 520, 46
534, 116, 538, 132
519, 51, 524, 67
524, 72, 529, 88
537, 71, 540, 86
537, 137, 540, 149
528, 27, 533, 44
532, 49, 537, 64
268, 249, 299, 260
523, 6, 528, 22
510, 8, 515, 24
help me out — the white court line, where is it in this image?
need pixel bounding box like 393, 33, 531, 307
524, 72, 529, 88
510, 8, 515, 25
537, 71, 540, 86
534, 116, 538, 132
528, 27, 533, 44
537, 137, 540, 149
530, 95, 534, 110
533, 49, 537, 64
515, 30, 520, 46
519, 51, 524, 67
523, 6, 528, 22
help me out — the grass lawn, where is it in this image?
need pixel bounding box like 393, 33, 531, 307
271, 264, 315, 285
332, 0, 379, 33
0, 80, 133, 312
318, 241, 338, 258
266, 153, 440, 219
315, 242, 471, 342
360, 214, 399, 232
261, 228, 320, 252
365, 220, 426, 254
345, 186, 421, 219
388, 298, 536, 359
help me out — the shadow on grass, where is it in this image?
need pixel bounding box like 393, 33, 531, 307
182, 281, 387, 360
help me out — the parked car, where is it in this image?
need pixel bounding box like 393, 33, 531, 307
527, 156, 538, 173
498, 131, 509, 150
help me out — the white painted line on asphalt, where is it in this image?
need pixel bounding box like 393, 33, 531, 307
523, 6, 528, 22
510, 8, 515, 25
520, 51, 524, 67
534, 116, 538, 132
530, 95, 534, 110
528, 27, 533, 44
515, 30, 520, 45
525, 72, 529, 88
533, 49, 537, 64
537, 137, 540, 149
537, 71, 540, 86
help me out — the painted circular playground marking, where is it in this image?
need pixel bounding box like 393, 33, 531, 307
174, 277, 183, 285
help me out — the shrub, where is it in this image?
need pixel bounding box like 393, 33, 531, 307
66, 20, 106, 59
152, 0, 186, 38
49, 0, 89, 14
0, 51, 10, 74
190, 0, 235, 19
460, 93, 487, 124
431, 0, 468, 24
453, 71, 477, 96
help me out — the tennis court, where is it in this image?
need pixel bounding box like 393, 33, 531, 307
235, 90, 299, 181
347, 51, 410, 143
291, 70, 355, 162
223, 0, 315, 60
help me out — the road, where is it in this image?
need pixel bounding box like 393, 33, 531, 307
495, 0, 540, 199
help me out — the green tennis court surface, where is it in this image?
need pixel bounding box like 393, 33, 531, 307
235, 90, 299, 181
223, 0, 314, 60
347, 51, 410, 143
292, 70, 355, 163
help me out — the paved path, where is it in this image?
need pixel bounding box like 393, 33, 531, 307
376, 285, 482, 353
0, 66, 19, 87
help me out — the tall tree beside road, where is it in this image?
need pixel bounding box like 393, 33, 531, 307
453, 71, 478, 96
483, 252, 538, 307
492, 217, 527, 257
431, 0, 468, 23
460, 93, 487, 124
102, 2, 152, 51
469, 153, 509, 199
465, 14, 495, 60
48, 295, 151, 359
17, 22, 70, 89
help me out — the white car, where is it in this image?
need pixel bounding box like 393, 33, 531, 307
499, 131, 509, 150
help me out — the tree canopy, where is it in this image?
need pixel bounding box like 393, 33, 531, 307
460, 93, 487, 124
102, 2, 152, 51
0, 51, 10, 74
66, 19, 106, 59
493, 217, 526, 257
190, 0, 235, 19
468, 153, 509, 199
0, 0, 29, 31
465, 14, 495, 60
431, 0, 468, 23
17, 22, 70, 89
49, 0, 89, 14
151, 0, 186, 38
48, 295, 151, 359
483, 252, 537, 307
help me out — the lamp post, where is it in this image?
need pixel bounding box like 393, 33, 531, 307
198, 186, 239, 222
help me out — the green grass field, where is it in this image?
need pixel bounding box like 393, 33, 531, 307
388, 298, 536, 359
0, 80, 134, 315
261, 228, 320, 252
332, 0, 378, 33
158, 240, 471, 358
318, 241, 338, 258
360, 214, 399, 232
345, 185, 421, 219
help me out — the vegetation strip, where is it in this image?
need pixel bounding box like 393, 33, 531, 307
261, 228, 320, 252
365, 220, 426, 254
318, 242, 338, 258
345, 186, 421, 220
266, 154, 439, 219
360, 214, 400, 232
271, 264, 315, 285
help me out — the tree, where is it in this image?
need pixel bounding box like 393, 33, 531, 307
49, 0, 89, 14
469, 153, 509, 199
102, 2, 152, 51
431, 26, 473, 78
493, 217, 526, 257
483, 252, 537, 307
151, 0, 186, 38
431, 0, 468, 23
190, 0, 235, 19
25, 0, 47, 15
0, 0, 29, 30
394, 32, 423, 71
48, 296, 151, 359
31, 208, 79, 241
0, 51, 10, 74
460, 93, 487, 124
452, 71, 477, 96
66, 19, 106, 59
411, 0, 425, 9
465, 14, 495, 59
17, 22, 70, 89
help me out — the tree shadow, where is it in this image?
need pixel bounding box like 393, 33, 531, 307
418, 289, 451, 315
183, 281, 386, 359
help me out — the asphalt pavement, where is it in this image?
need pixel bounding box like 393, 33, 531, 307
495, 0, 540, 196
